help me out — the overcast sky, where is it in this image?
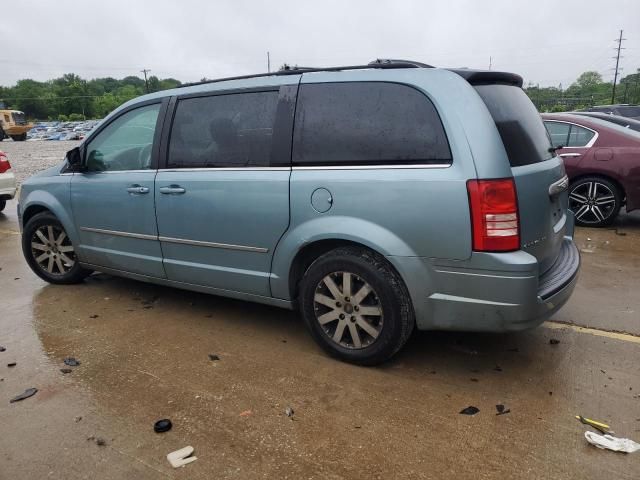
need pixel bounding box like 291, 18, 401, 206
2, 0, 639, 87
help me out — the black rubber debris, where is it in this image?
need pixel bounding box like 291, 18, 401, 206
496, 404, 511, 415
63, 357, 80, 366
459, 406, 479, 415
7, 362, 16, 367
549, 339, 561, 345
89, 314, 99, 319
154, 419, 173, 433
493, 365, 503, 372
87, 436, 107, 446
10, 388, 38, 403
0, 346, 6, 352
208, 354, 220, 361
470, 378, 479, 382
60, 368, 73, 374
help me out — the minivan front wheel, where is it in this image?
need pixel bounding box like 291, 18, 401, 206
569, 176, 622, 227
299, 246, 414, 365
22, 212, 92, 284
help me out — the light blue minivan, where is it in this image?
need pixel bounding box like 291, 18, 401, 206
18, 61, 580, 364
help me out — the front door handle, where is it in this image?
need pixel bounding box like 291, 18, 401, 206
127, 185, 150, 194
159, 185, 186, 195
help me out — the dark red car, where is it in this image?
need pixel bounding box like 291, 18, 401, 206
542, 113, 640, 227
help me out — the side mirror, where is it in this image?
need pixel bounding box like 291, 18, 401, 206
66, 147, 83, 171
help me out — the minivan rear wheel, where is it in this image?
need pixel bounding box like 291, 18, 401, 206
22, 212, 92, 284
569, 176, 622, 227
299, 246, 414, 365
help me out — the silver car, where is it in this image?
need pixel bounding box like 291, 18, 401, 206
18, 61, 580, 364
0, 151, 16, 212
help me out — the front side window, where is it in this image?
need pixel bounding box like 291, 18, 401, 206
292, 82, 452, 166
85, 103, 161, 172
168, 91, 279, 168
544, 121, 571, 148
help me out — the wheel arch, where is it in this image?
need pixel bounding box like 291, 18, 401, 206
21, 192, 79, 245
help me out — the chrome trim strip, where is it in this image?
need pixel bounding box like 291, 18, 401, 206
81, 169, 154, 174
158, 235, 268, 253
159, 167, 290, 172
80, 227, 157, 241
549, 174, 569, 197
292, 163, 451, 170
559, 153, 582, 158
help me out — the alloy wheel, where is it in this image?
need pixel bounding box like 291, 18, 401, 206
30, 225, 76, 275
569, 181, 616, 225
313, 271, 383, 349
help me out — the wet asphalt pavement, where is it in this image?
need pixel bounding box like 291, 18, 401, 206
1, 141, 639, 479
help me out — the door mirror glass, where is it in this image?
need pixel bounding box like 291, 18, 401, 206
66, 147, 82, 170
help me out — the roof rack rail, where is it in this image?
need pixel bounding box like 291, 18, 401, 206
179, 60, 432, 88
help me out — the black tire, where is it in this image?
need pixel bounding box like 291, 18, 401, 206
10, 133, 27, 141
0, 199, 6, 212
299, 246, 415, 365
569, 176, 622, 227
22, 212, 92, 284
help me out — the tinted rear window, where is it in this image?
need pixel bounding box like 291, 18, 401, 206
293, 82, 452, 166
475, 85, 554, 167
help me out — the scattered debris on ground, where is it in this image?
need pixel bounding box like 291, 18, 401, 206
493, 365, 503, 372
285, 406, 294, 418
74, 416, 82, 422
208, 354, 220, 361
496, 404, 511, 415
239, 410, 253, 417
549, 339, 561, 345
576, 415, 611, 434
87, 436, 107, 446
167, 446, 197, 468
154, 419, 172, 433
460, 406, 479, 415
470, 378, 479, 382
63, 357, 80, 366
89, 314, 99, 319
0, 346, 5, 352
60, 368, 72, 374
10, 387, 38, 403
584, 431, 640, 453
7, 362, 16, 367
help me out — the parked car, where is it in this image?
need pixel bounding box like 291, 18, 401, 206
18, 62, 580, 364
542, 113, 640, 227
0, 151, 17, 211
581, 104, 640, 119
569, 111, 640, 132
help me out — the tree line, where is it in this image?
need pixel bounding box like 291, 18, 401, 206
1, 69, 639, 121
0, 74, 181, 121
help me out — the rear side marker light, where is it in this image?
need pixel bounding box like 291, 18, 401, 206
0, 154, 11, 174
467, 178, 520, 252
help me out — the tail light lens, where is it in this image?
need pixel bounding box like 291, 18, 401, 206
467, 178, 520, 252
0, 153, 10, 174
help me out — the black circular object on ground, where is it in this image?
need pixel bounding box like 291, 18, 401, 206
154, 419, 172, 433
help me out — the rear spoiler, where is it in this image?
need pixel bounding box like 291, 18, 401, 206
448, 69, 523, 88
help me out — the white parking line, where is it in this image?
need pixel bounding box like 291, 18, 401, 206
544, 321, 640, 344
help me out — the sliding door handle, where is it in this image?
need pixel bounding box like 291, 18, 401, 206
127, 185, 150, 194
159, 185, 186, 195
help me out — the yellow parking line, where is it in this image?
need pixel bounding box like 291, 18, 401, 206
0, 229, 20, 235
544, 321, 640, 344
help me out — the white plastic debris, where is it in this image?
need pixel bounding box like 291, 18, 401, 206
584, 431, 640, 453
167, 446, 197, 468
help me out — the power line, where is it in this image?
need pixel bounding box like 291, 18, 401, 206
612, 29, 626, 103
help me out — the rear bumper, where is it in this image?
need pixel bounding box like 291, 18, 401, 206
0, 174, 17, 200
388, 237, 580, 333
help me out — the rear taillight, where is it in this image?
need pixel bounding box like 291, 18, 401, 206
467, 178, 520, 252
0, 153, 10, 174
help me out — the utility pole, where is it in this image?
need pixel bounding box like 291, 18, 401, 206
611, 30, 625, 103
488, 56, 492, 70
141, 69, 151, 93
267, 52, 271, 73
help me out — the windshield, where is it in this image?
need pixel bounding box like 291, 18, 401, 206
11, 111, 27, 125
475, 84, 554, 167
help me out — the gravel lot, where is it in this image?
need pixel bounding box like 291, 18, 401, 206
1, 139, 80, 185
